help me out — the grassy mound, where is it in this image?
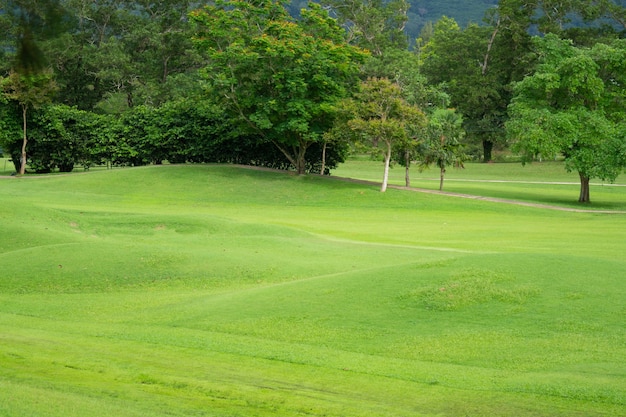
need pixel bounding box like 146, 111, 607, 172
0, 164, 624, 416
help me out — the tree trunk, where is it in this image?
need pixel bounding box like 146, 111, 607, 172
19, 105, 27, 175
381, 142, 391, 192
295, 143, 307, 175
320, 140, 327, 175
273, 140, 309, 175
483, 139, 493, 162
404, 149, 410, 187
578, 172, 591, 203
439, 166, 446, 191
481, 18, 500, 75
162, 56, 170, 84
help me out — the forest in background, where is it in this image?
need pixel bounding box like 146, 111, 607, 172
1, 0, 626, 202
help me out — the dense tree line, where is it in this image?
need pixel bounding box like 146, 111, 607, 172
1, 0, 626, 201
420, 0, 626, 201
0, 0, 362, 175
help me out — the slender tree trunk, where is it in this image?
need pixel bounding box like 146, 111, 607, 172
578, 172, 591, 203
439, 166, 446, 191
404, 149, 410, 187
19, 105, 27, 175
162, 56, 170, 84
381, 141, 391, 192
481, 18, 500, 75
478, 20, 499, 165
320, 140, 327, 175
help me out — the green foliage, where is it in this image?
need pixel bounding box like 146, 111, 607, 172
115, 99, 235, 166
1, 69, 57, 110
419, 108, 466, 190
0, 0, 69, 74
344, 77, 427, 191
0, 96, 348, 173
0, 69, 57, 173
359, 48, 447, 186
507, 34, 626, 202
114, 98, 348, 172
379, 0, 624, 44
54, 0, 200, 112
3, 0, 626, 176
0, 102, 22, 169
0, 0, 203, 111
9, 104, 119, 172
418, 1, 626, 165
28, 104, 80, 173
362, 48, 448, 110
320, 0, 410, 55
191, 0, 366, 174
420, 14, 531, 162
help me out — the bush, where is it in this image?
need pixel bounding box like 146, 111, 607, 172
117, 99, 347, 173
0, 102, 23, 172
1, 99, 348, 174
28, 105, 121, 172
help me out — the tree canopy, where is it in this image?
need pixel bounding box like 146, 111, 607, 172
420, 108, 466, 191
320, 0, 410, 55
190, 1, 366, 175
507, 34, 626, 202
346, 77, 427, 192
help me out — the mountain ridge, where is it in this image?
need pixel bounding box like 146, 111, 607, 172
287, 0, 499, 43
406, 0, 498, 37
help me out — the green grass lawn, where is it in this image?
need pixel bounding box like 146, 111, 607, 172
332, 158, 626, 210
1, 164, 625, 416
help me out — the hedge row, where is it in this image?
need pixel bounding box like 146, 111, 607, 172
0, 99, 347, 174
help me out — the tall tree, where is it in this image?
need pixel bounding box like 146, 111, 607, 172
37, 0, 203, 111
191, 0, 366, 175
114, 0, 202, 106
1, 70, 57, 174
0, 0, 62, 173
598, 0, 626, 30
0, 0, 68, 74
345, 77, 427, 192
420, 13, 533, 162
320, 0, 410, 55
421, 0, 626, 165
419, 108, 465, 191
353, 12, 449, 186
507, 35, 626, 203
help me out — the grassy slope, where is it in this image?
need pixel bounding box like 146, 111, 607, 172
0, 164, 625, 416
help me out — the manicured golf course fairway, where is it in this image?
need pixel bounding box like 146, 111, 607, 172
1, 162, 625, 416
